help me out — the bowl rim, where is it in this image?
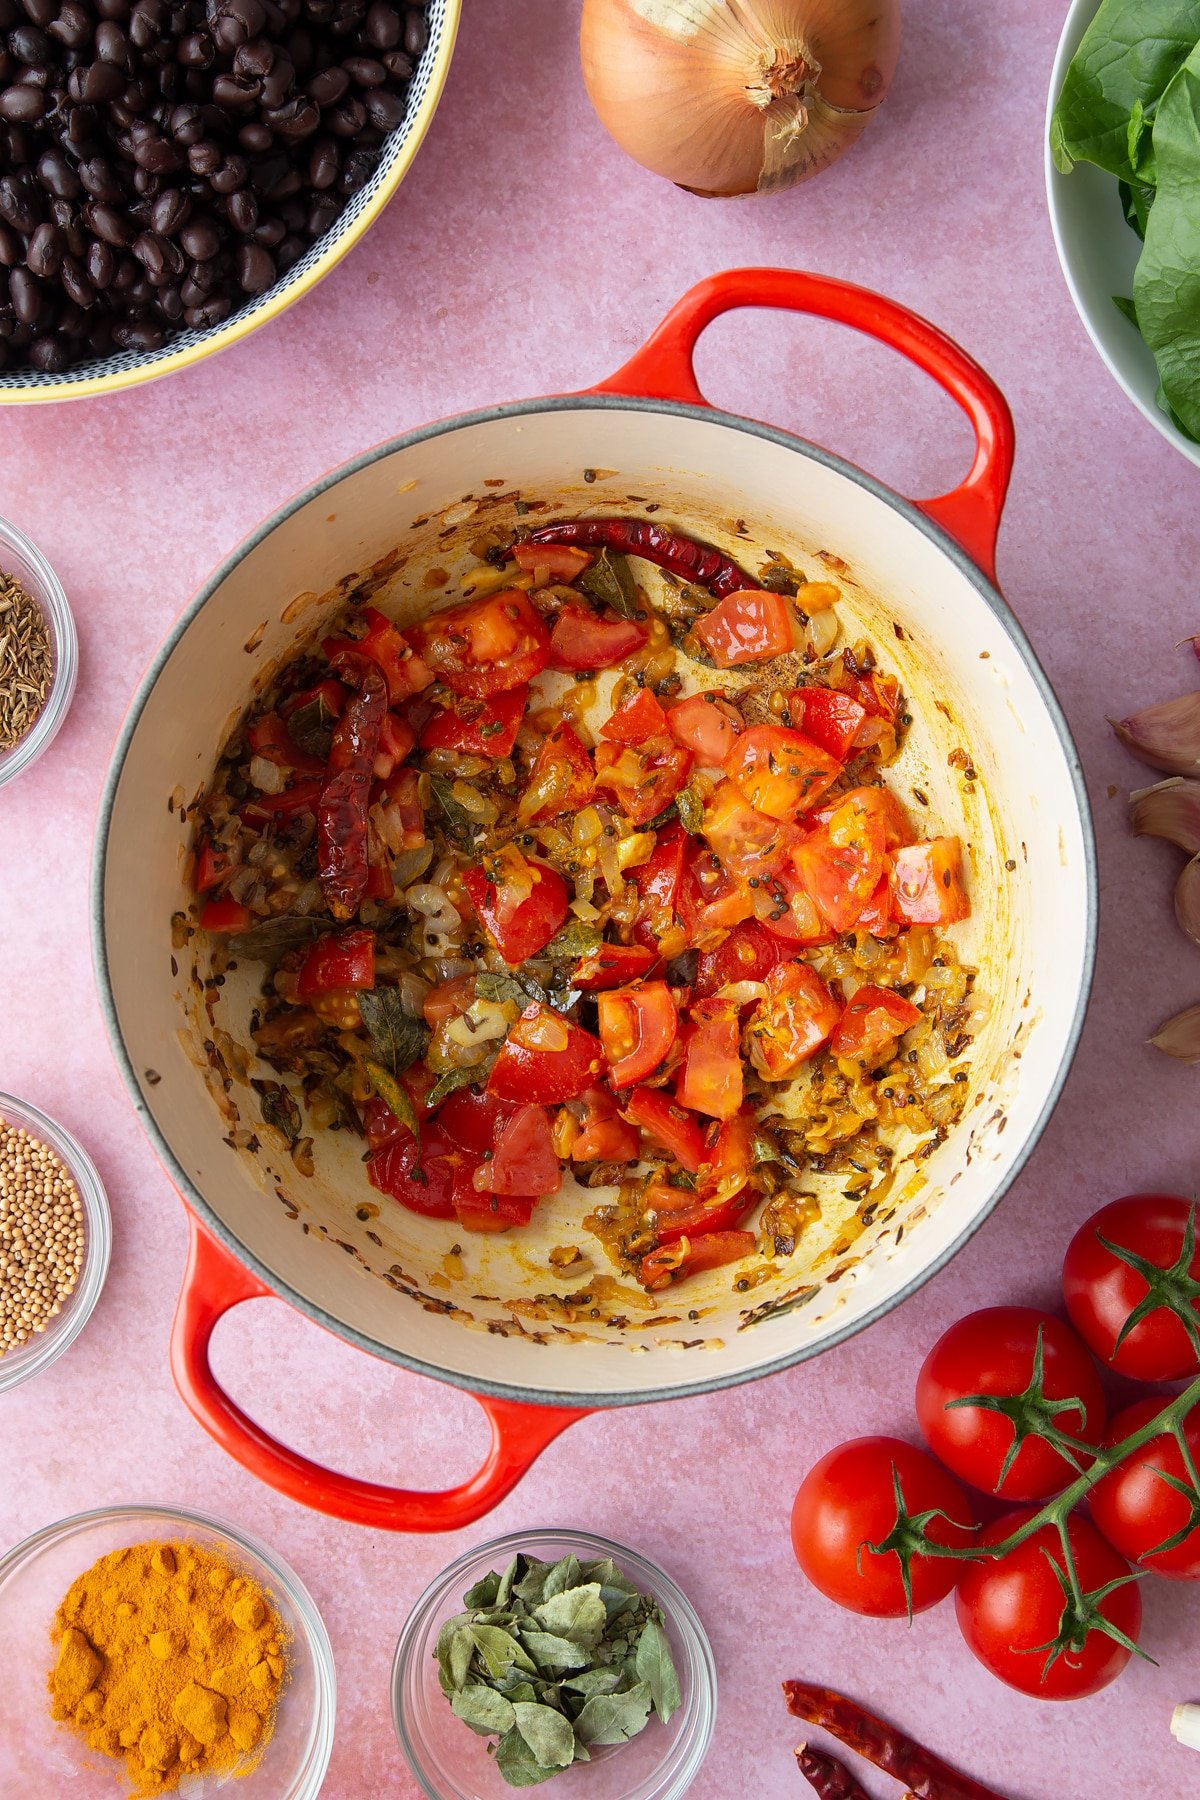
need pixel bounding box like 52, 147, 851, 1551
90, 391, 1099, 1410
390, 1525, 716, 1800
0, 515, 79, 789
1043, 0, 1200, 469
0, 1499, 337, 1798
0, 0, 462, 407
0, 1090, 110, 1392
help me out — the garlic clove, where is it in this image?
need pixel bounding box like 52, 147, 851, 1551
1177, 857, 1200, 949
1129, 778, 1200, 854
1171, 1703, 1200, 1750
1150, 1002, 1200, 1062
1111, 692, 1200, 774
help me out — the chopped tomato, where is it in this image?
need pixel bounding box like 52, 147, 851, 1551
438, 1086, 514, 1152
694, 920, 790, 997
667, 693, 742, 767
755, 867, 837, 946
631, 824, 688, 948
724, 725, 841, 822
422, 973, 477, 1029
194, 838, 237, 893
488, 1004, 605, 1103
573, 942, 657, 990
241, 776, 324, 824
512, 542, 592, 582
810, 785, 914, 849
462, 846, 569, 963
891, 838, 970, 925
791, 687, 868, 759
475, 1104, 561, 1197
639, 1229, 757, 1290
676, 999, 743, 1120
297, 927, 375, 998
680, 841, 757, 944
247, 711, 327, 776
373, 765, 425, 848
371, 714, 417, 782
747, 962, 841, 1080
364, 858, 394, 902
572, 1086, 640, 1163
598, 981, 679, 1088
601, 687, 669, 744
413, 590, 550, 698
419, 687, 527, 758
791, 790, 887, 933
851, 668, 901, 721
702, 779, 800, 879
546, 606, 648, 672
594, 737, 692, 827
199, 896, 253, 933
361, 1067, 439, 1147
858, 879, 900, 939
831, 983, 922, 1063
623, 1087, 708, 1173
693, 589, 796, 668
653, 1192, 755, 1246
368, 1121, 476, 1220
324, 606, 434, 705
455, 1193, 538, 1233
700, 1108, 757, 1194
522, 720, 595, 822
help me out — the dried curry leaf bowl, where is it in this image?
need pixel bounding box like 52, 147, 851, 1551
0, 0, 459, 407
0, 1503, 335, 1795
93, 268, 1097, 1532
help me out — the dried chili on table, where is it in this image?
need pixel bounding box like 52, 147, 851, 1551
318, 659, 387, 920
526, 517, 756, 597
795, 1744, 872, 1800
783, 1684, 1008, 1800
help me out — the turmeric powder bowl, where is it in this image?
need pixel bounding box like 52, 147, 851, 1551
0, 1503, 334, 1796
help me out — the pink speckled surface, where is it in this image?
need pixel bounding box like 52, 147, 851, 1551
2, 2, 1198, 1795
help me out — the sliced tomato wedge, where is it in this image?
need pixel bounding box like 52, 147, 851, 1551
693, 589, 796, 667
639, 1229, 757, 1290
522, 720, 595, 822
694, 919, 791, 996
475, 1104, 561, 1196
594, 737, 692, 827
546, 606, 648, 672
791, 790, 888, 933
574, 942, 657, 990
572, 1086, 640, 1163
324, 606, 433, 705
676, 998, 743, 1119
791, 687, 869, 759
623, 1086, 708, 1173
601, 687, 669, 744
810, 784, 914, 850
631, 824, 688, 949
747, 961, 842, 1080
488, 1004, 605, 1103
413, 590, 550, 698
754, 866, 837, 946
831, 983, 923, 1063
199, 896, 253, 932
512, 542, 592, 582
891, 837, 970, 925
700, 1108, 757, 1194
858, 879, 901, 939
680, 840, 756, 945
368, 1121, 477, 1220
418, 686, 528, 758
462, 847, 569, 964
296, 927, 375, 998
667, 693, 742, 767
438, 1085, 514, 1152
598, 981, 679, 1088
653, 1191, 755, 1246
702, 779, 801, 880
194, 838, 237, 893
724, 724, 841, 822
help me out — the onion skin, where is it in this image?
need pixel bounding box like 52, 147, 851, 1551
580, 0, 901, 198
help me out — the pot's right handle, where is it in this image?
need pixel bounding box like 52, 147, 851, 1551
591, 268, 1015, 586
171, 1213, 590, 1532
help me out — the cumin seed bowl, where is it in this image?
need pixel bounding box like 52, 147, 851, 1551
392, 1528, 716, 1800
0, 516, 78, 790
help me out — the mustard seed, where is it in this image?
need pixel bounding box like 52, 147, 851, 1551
0, 1118, 84, 1355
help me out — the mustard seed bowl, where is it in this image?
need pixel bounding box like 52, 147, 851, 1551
0, 1093, 110, 1394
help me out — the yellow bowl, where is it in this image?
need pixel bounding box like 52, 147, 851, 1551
0, 0, 460, 407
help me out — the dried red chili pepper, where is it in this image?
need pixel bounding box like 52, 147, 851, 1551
795, 1745, 871, 1800
526, 517, 756, 598
318, 658, 387, 920
783, 1685, 1008, 1800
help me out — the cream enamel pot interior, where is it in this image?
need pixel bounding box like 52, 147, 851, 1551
94, 269, 1096, 1532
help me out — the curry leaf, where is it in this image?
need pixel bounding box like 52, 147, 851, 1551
634, 1617, 682, 1723
286, 695, 337, 759
429, 772, 473, 834
357, 987, 429, 1077
676, 785, 704, 834
252, 1079, 301, 1145
364, 1060, 420, 1149
533, 1585, 607, 1648
449, 1626, 476, 1692
476, 970, 546, 1008
470, 1625, 538, 1680
426, 1065, 487, 1109
229, 915, 330, 963
518, 1630, 594, 1672
452, 1687, 517, 1737
511, 1702, 575, 1770
560, 1667, 625, 1698
464, 1570, 503, 1610
541, 1555, 583, 1600
494, 1727, 559, 1787
544, 922, 603, 961
579, 547, 639, 619
572, 1682, 653, 1746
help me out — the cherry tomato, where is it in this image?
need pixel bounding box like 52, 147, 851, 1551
830, 984, 921, 1064
546, 606, 648, 671
755, 864, 837, 947
791, 1437, 975, 1617
1090, 1398, 1200, 1579
198, 896, 253, 933
675, 999, 743, 1120
296, 928, 375, 999
631, 823, 688, 945
598, 981, 679, 1088
438, 1086, 514, 1153
792, 790, 887, 933
694, 919, 790, 997
414, 590, 550, 697
650, 1187, 754, 1246
623, 1086, 709, 1173
857, 879, 900, 939
667, 693, 742, 766
601, 688, 669, 744
809, 784, 914, 851
594, 737, 692, 827
462, 847, 569, 964
573, 942, 657, 990
701, 779, 800, 880
915, 1307, 1107, 1501
488, 1004, 605, 1103
791, 687, 867, 759
511, 541, 592, 582
891, 837, 970, 926
693, 588, 796, 667
700, 1108, 756, 1196
746, 962, 842, 1080
724, 724, 841, 822
280, 676, 346, 722
475, 1104, 560, 1197
240, 776, 325, 825
955, 1510, 1141, 1699
1062, 1195, 1200, 1381
419, 686, 528, 758
522, 720, 595, 821
368, 1120, 477, 1220
324, 607, 433, 705
572, 1086, 640, 1163
639, 1229, 756, 1290
680, 840, 756, 944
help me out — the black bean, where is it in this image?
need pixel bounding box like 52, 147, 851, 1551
178, 271, 206, 304
380, 49, 411, 79
132, 129, 180, 171
249, 213, 283, 245
208, 153, 247, 192
258, 57, 293, 107
176, 30, 214, 66
95, 0, 132, 17
178, 215, 219, 258
344, 55, 385, 86
403, 6, 425, 57
79, 157, 124, 200
112, 316, 164, 349
305, 63, 346, 106
234, 36, 273, 78
37, 149, 82, 198
275, 229, 302, 267
184, 292, 230, 326
0, 221, 18, 262
155, 281, 182, 318
339, 144, 373, 193
227, 186, 256, 231
0, 175, 41, 231
267, 95, 317, 137
235, 240, 273, 291
19, 0, 57, 29
9, 25, 53, 62
307, 192, 337, 236
85, 237, 116, 286
60, 255, 95, 306
236, 118, 271, 150
28, 334, 69, 370
150, 186, 188, 232
0, 81, 48, 122
168, 100, 203, 141
9, 266, 42, 323
84, 199, 132, 244
325, 94, 364, 136
186, 137, 220, 174
363, 86, 403, 132
211, 71, 258, 107
26, 221, 64, 276
307, 134, 336, 188
365, 2, 401, 50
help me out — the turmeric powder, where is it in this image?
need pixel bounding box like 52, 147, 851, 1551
48, 1539, 287, 1795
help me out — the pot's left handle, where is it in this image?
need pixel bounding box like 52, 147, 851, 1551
171, 1214, 590, 1531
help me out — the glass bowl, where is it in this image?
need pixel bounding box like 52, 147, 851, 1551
0, 1504, 335, 1796
0, 1091, 111, 1393
392, 1528, 716, 1800
0, 514, 78, 788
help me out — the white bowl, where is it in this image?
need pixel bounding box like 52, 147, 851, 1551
1045, 0, 1200, 468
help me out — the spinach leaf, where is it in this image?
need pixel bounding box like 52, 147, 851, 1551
357, 987, 429, 1077
1050, 0, 1200, 181
578, 548, 639, 619
1118, 177, 1156, 239
1133, 47, 1200, 441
